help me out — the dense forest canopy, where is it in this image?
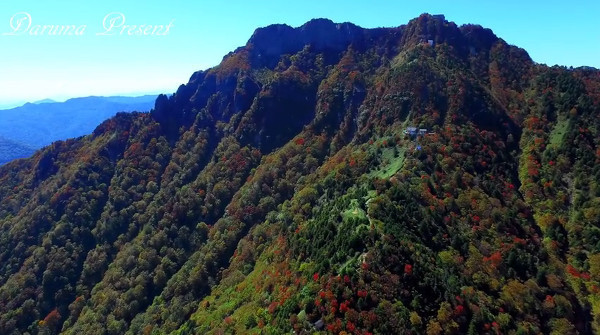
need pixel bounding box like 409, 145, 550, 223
0, 14, 599, 334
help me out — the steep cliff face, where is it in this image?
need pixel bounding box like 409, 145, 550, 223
0, 14, 599, 335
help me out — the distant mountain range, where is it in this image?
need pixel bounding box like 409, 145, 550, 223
0, 95, 157, 164
32, 98, 57, 104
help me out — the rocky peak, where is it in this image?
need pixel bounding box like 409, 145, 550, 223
247, 18, 367, 62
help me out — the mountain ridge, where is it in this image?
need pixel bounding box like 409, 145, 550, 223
0, 14, 599, 335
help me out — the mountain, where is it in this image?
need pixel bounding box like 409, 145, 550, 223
0, 136, 35, 165
0, 14, 599, 335
0, 95, 157, 150
33, 99, 57, 105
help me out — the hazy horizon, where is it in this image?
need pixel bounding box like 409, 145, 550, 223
0, 92, 162, 110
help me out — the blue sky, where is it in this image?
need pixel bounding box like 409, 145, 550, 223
0, 0, 598, 108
